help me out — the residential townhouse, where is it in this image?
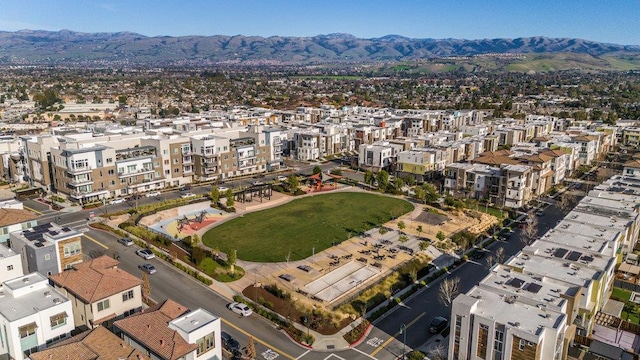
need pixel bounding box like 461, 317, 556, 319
571, 135, 598, 167
49, 255, 143, 329
0, 243, 23, 283
0, 207, 38, 244
623, 159, 640, 176
396, 148, 447, 181
29, 326, 149, 360
621, 127, 640, 148
0, 272, 74, 360
114, 299, 222, 360
9, 223, 83, 276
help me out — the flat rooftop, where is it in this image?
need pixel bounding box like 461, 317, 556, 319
505, 253, 601, 288
13, 222, 81, 249
464, 286, 565, 336
0, 243, 19, 258
0, 273, 70, 322
170, 308, 219, 334
526, 239, 613, 271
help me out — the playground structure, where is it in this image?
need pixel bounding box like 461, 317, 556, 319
177, 210, 209, 232
306, 172, 342, 192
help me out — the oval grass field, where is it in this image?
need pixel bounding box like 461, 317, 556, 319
202, 192, 413, 263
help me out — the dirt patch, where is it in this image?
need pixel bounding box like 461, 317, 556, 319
415, 211, 449, 226
242, 285, 353, 335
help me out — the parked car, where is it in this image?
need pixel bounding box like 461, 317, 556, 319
472, 251, 485, 260
127, 194, 142, 200
276, 175, 288, 182
428, 316, 449, 334
118, 237, 134, 247
536, 210, 544, 216
145, 191, 161, 198
179, 184, 192, 191
109, 198, 125, 205
138, 263, 157, 274
221, 331, 241, 356
227, 302, 252, 317
181, 193, 196, 199
216, 186, 229, 192
252, 180, 264, 186
136, 249, 155, 260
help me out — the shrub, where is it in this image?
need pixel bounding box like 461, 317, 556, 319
343, 320, 370, 344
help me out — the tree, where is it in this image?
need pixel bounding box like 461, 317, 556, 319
521, 213, 538, 246
495, 246, 506, 264
427, 344, 447, 360
376, 170, 389, 189
246, 336, 256, 359
438, 277, 460, 308
312, 165, 322, 175
416, 225, 423, 237
423, 183, 439, 204
436, 231, 446, 241
287, 174, 299, 192
227, 249, 237, 276
210, 187, 221, 205
141, 272, 151, 300
485, 254, 496, 269
225, 188, 234, 207
397, 221, 406, 231
413, 187, 426, 203
191, 234, 200, 248
364, 170, 375, 187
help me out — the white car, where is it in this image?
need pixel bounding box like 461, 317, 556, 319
276, 175, 288, 182
216, 186, 229, 192
252, 181, 265, 186
109, 198, 125, 205
227, 302, 252, 317
181, 193, 196, 199
145, 191, 161, 198
136, 249, 155, 260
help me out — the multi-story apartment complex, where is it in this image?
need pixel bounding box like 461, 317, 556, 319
0, 272, 74, 360
450, 174, 640, 360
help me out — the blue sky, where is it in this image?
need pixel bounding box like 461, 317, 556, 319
0, 0, 638, 45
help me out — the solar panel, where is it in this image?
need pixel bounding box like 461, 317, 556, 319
553, 248, 568, 258
508, 278, 525, 288
48, 231, 59, 236
34, 242, 44, 248
524, 283, 542, 294
566, 251, 582, 261
62, 227, 72, 232
581, 255, 594, 263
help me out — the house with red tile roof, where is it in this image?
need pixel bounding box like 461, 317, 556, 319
115, 299, 222, 360
49, 255, 143, 329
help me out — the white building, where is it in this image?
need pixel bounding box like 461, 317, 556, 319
0, 272, 74, 360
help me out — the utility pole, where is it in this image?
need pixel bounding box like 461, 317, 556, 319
400, 323, 407, 360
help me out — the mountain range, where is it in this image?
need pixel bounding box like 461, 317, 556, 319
0, 30, 639, 65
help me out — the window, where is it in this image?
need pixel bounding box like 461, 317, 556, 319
63, 242, 81, 258
110, 180, 116, 186
494, 329, 504, 353
7, 265, 13, 271
173, 148, 179, 154
519, 339, 525, 350
196, 332, 215, 355
108, 169, 115, 175
164, 160, 170, 165
97, 299, 110, 312
122, 290, 134, 302
106, 158, 113, 164
50, 312, 67, 328
163, 149, 168, 155
19, 323, 37, 338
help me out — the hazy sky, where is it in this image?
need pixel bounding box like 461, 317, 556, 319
1, 0, 638, 45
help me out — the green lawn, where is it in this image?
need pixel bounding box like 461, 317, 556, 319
202, 192, 413, 262
612, 287, 632, 301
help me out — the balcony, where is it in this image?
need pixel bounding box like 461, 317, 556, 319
70, 188, 109, 198
118, 168, 154, 177
69, 178, 93, 187
67, 166, 92, 175
182, 157, 193, 165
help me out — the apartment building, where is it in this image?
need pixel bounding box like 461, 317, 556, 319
621, 127, 640, 148
9, 223, 83, 276
21, 135, 59, 191
450, 174, 640, 360
115, 299, 222, 360
49, 255, 143, 329
397, 148, 447, 181
358, 142, 396, 170
0, 272, 74, 360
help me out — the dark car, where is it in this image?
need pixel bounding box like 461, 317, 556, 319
179, 184, 192, 191
472, 251, 485, 260
428, 316, 449, 334
221, 331, 241, 356
127, 194, 142, 200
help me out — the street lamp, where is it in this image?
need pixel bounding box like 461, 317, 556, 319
400, 323, 407, 360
